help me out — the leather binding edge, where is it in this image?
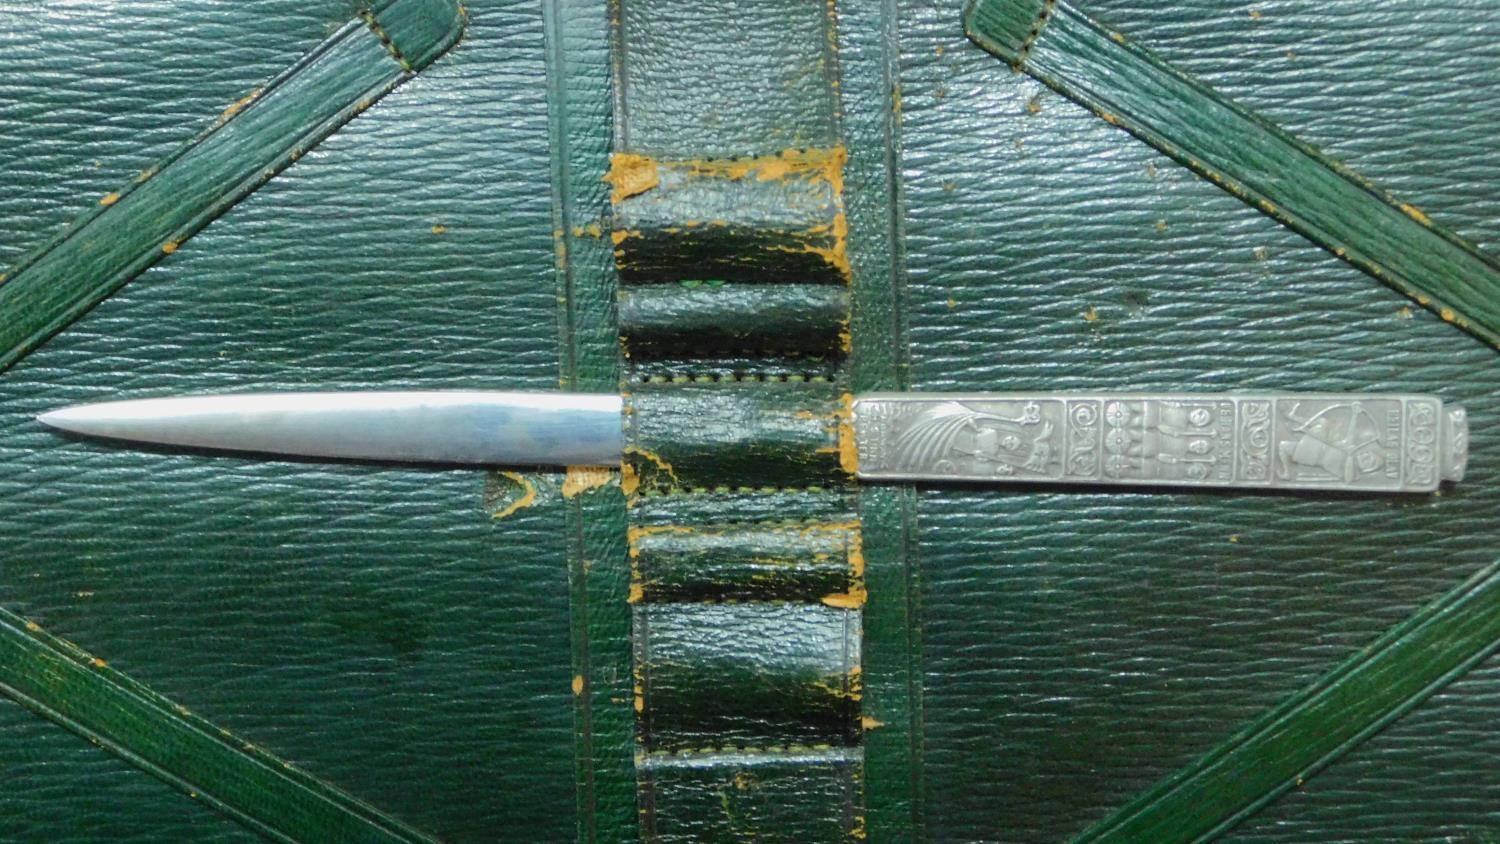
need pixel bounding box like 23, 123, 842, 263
964, 0, 1500, 349
0, 0, 466, 375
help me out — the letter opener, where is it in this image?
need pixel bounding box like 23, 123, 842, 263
39, 390, 1468, 494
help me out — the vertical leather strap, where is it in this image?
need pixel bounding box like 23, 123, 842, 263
546, 0, 636, 840
600, 0, 921, 840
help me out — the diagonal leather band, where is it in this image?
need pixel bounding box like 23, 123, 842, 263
1077, 557, 1500, 842
0, 0, 465, 374
964, 0, 1500, 349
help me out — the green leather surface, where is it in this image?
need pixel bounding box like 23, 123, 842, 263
5, 0, 1498, 841
898, 0, 1500, 840
1, 0, 578, 839
0, 0, 464, 374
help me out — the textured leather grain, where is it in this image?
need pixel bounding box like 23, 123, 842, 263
897, 0, 1500, 840
0, 0, 465, 374
5, 0, 1497, 841
965, 0, 1500, 348
0, 1, 579, 839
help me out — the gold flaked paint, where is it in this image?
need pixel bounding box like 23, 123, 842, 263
768, 210, 852, 281
836, 392, 860, 475
860, 715, 886, 730
625, 524, 698, 558
1441, 307, 1457, 323
1401, 203, 1433, 226
610, 228, 640, 245
99, 192, 120, 207
90, 657, 107, 669
603, 152, 661, 204
430, 224, 447, 235
847, 527, 865, 581
23, 620, 40, 632
571, 674, 585, 696
620, 445, 678, 497
820, 588, 867, 609
490, 471, 538, 520
219, 88, 261, 121
161, 241, 179, 255
663, 146, 846, 186
1083, 306, 1099, 322
620, 462, 640, 498
562, 466, 614, 498
627, 582, 645, 604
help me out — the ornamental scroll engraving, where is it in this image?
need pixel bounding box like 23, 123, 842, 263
851, 393, 1466, 493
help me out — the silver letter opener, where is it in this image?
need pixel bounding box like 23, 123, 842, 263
39, 390, 1468, 494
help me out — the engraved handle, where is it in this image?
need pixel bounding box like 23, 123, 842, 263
851, 393, 1467, 493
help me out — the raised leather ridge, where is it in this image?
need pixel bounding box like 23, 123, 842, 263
619, 283, 851, 359
1077, 557, 1500, 842
608, 149, 851, 285
623, 383, 847, 492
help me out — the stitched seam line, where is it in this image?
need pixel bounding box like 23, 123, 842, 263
645, 743, 850, 757
359, 9, 415, 72
1013, 0, 1058, 69
634, 373, 835, 384
633, 518, 855, 532
631, 484, 837, 497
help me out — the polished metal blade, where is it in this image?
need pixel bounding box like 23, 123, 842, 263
38, 391, 623, 466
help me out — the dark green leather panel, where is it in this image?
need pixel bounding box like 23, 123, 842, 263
966, 0, 1500, 347
0, 605, 438, 843
625, 383, 845, 490
1228, 659, 1500, 841
0, 1, 347, 272
896, 0, 1500, 839
620, 283, 850, 359
632, 521, 857, 603
638, 603, 861, 751
614, 0, 840, 158
638, 749, 860, 842
1077, 559, 1500, 842
1, 0, 579, 839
